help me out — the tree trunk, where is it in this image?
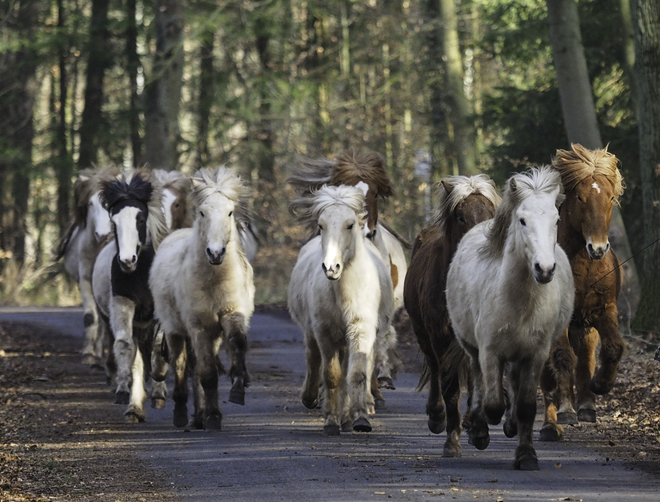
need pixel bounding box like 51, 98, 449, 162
196, 26, 215, 169
631, 0, 660, 334
546, 0, 640, 320
254, 12, 275, 183
127, 0, 142, 167
0, 1, 39, 266
620, 0, 638, 109
77, 0, 111, 168
56, 0, 73, 237
144, 0, 184, 171
439, 0, 477, 175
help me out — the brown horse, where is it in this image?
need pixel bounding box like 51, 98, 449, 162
403, 174, 500, 457
540, 144, 625, 441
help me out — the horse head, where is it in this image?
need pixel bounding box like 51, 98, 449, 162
507, 168, 564, 284
101, 171, 154, 273
191, 167, 249, 266
552, 144, 624, 260
153, 169, 192, 231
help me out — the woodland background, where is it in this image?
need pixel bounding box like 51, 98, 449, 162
0, 0, 659, 336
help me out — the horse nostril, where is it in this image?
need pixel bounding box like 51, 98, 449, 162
534, 263, 542, 274
550, 263, 556, 274
321, 263, 327, 272
131, 255, 137, 264
587, 243, 594, 253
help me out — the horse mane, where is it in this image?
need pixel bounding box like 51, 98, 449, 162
289, 185, 367, 239
431, 174, 501, 236
486, 167, 564, 257
552, 144, 624, 204
100, 169, 169, 250
191, 166, 252, 224
55, 165, 120, 260
289, 148, 393, 198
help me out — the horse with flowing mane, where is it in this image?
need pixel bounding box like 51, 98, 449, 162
288, 148, 406, 396
539, 144, 625, 441
446, 167, 574, 470
288, 184, 396, 435
149, 167, 254, 431
91, 169, 169, 422
404, 174, 500, 457
56, 166, 119, 368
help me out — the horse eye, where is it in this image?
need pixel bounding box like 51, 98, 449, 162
347, 223, 354, 230
318, 224, 323, 231
200, 211, 205, 218
175, 203, 180, 208
519, 218, 526, 226
577, 194, 584, 203
229, 211, 233, 217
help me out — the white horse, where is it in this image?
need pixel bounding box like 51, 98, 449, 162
446, 167, 574, 470
92, 169, 168, 422
56, 166, 119, 367
149, 167, 255, 431
288, 185, 395, 435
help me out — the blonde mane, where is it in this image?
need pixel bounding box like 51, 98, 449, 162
431, 174, 501, 235
191, 166, 251, 223
487, 167, 564, 257
289, 185, 367, 238
552, 144, 624, 204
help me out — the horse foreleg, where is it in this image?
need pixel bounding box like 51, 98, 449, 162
79, 274, 102, 367
479, 349, 505, 425
553, 329, 578, 424
99, 317, 116, 386
346, 325, 376, 432
301, 334, 322, 409
464, 345, 490, 451
441, 367, 462, 457
425, 358, 446, 435
503, 362, 520, 439
512, 357, 544, 471
125, 347, 147, 423
222, 313, 249, 406
110, 296, 136, 405
375, 326, 397, 390
167, 334, 188, 428
150, 328, 169, 409
192, 332, 222, 431
590, 308, 624, 396
320, 347, 343, 436
575, 328, 599, 422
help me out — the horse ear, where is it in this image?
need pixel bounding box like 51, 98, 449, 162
555, 187, 566, 208
355, 181, 369, 198
441, 180, 454, 194
191, 177, 204, 190
508, 177, 518, 193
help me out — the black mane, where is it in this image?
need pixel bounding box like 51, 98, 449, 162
101, 174, 153, 211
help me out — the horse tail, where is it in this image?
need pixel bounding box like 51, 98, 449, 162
332, 148, 394, 198
416, 360, 431, 392
287, 157, 336, 195
440, 338, 470, 387
54, 220, 78, 261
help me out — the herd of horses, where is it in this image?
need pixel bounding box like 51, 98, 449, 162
56, 144, 625, 471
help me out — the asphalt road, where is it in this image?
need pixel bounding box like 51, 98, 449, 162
1, 306, 659, 501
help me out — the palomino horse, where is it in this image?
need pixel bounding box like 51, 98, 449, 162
92, 169, 168, 422
288, 148, 406, 396
149, 167, 255, 431
56, 166, 119, 368
539, 144, 625, 441
288, 185, 395, 435
404, 174, 500, 457
446, 167, 574, 470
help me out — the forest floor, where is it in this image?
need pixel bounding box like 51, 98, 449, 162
0, 310, 659, 501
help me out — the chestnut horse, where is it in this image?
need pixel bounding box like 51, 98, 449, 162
403, 174, 500, 457
540, 144, 625, 441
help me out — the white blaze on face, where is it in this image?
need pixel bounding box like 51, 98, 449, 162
162, 188, 177, 230
591, 182, 601, 194
90, 192, 112, 241
113, 206, 142, 268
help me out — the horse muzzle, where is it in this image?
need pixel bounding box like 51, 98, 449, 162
118, 256, 138, 274
533, 262, 556, 284
321, 262, 341, 281
206, 247, 226, 266
587, 241, 610, 260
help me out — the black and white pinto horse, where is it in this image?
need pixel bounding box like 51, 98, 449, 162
92, 169, 168, 422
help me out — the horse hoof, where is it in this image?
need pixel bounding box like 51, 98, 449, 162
341, 421, 353, 433
353, 417, 372, 433
194, 415, 205, 430
114, 391, 130, 405
539, 424, 563, 442
323, 424, 341, 436
428, 418, 446, 434
151, 398, 166, 410
90, 362, 105, 372
503, 419, 517, 438
443, 443, 462, 458
377, 377, 395, 390
125, 410, 145, 424
468, 429, 490, 450
515, 456, 540, 471
589, 378, 613, 395
82, 354, 97, 366
302, 397, 319, 410
484, 404, 504, 425
374, 398, 386, 411
578, 408, 597, 423
229, 381, 245, 405
205, 414, 222, 432
557, 411, 578, 425
173, 406, 189, 428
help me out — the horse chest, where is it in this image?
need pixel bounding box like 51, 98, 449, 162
111, 247, 155, 323
570, 254, 613, 324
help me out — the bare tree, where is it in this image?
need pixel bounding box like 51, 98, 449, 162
631, 0, 660, 334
